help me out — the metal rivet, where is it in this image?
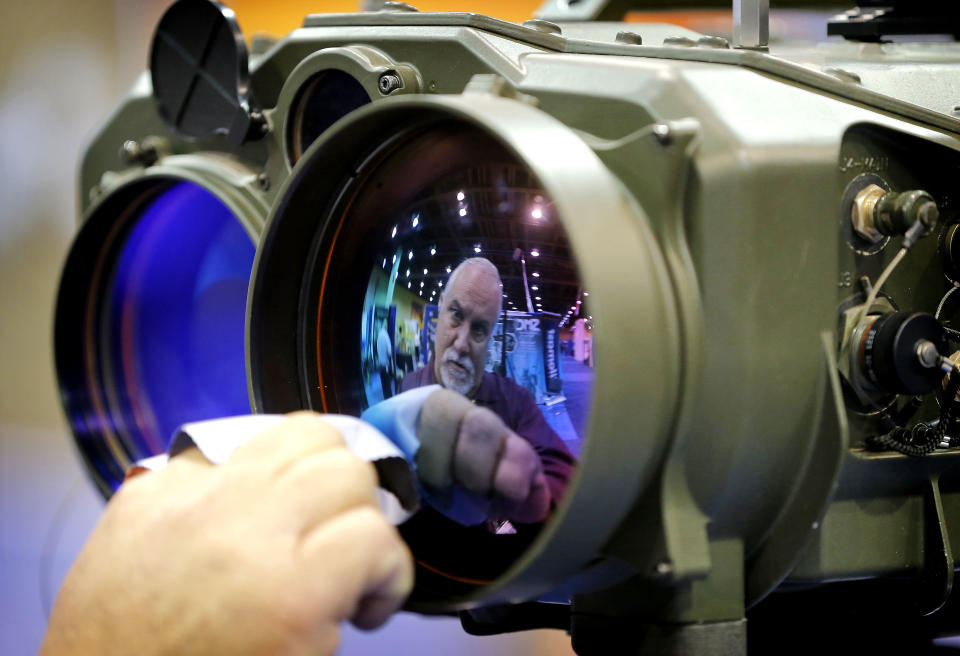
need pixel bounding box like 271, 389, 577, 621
823, 67, 862, 84
697, 35, 730, 49
615, 31, 643, 45
663, 36, 696, 47
378, 72, 403, 95
652, 123, 672, 146
654, 560, 674, 578
381, 1, 418, 11
119, 140, 139, 163
119, 139, 158, 167
249, 110, 269, 136
523, 19, 562, 35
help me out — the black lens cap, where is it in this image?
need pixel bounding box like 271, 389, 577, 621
864, 312, 947, 396
150, 0, 264, 144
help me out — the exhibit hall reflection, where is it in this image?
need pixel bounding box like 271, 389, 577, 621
358, 211, 592, 534
289, 124, 597, 590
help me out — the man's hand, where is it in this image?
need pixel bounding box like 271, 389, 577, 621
41, 412, 414, 656
417, 390, 551, 524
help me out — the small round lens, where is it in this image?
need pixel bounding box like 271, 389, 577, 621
288, 70, 370, 163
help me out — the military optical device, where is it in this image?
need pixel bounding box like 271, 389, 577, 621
54, 0, 960, 652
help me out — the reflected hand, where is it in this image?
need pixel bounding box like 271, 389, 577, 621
41, 412, 413, 656
417, 389, 551, 524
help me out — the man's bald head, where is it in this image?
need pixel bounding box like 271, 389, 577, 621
433, 258, 503, 397
443, 258, 503, 316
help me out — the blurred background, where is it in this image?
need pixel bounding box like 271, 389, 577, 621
0, 0, 579, 653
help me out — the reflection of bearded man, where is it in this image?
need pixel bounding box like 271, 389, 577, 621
400, 257, 575, 522
432, 258, 500, 396
438, 336, 477, 395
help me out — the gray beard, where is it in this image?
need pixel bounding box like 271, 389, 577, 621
439, 352, 475, 396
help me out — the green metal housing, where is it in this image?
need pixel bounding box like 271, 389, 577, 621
69, 6, 960, 650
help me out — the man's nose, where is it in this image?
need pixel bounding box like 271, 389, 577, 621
451, 325, 470, 353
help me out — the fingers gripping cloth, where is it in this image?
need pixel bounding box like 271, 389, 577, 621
128, 414, 422, 525
127, 385, 506, 527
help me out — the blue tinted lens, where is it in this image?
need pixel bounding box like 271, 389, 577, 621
104, 181, 254, 458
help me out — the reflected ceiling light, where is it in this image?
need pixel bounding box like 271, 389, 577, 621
406, 269, 410, 277
532, 272, 540, 277
457, 190, 465, 201
445, 266, 451, 273
583, 291, 590, 296
412, 214, 420, 227
531, 285, 538, 291
423, 268, 428, 274
474, 244, 482, 253
430, 246, 436, 255
530, 248, 540, 257
531, 208, 543, 219
391, 225, 397, 238
408, 250, 413, 260
459, 208, 468, 217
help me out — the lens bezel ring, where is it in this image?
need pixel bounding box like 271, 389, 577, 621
272, 45, 421, 166
56, 162, 266, 497
248, 93, 682, 609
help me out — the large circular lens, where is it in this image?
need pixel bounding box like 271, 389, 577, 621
56, 177, 257, 495
303, 121, 588, 596
250, 95, 681, 609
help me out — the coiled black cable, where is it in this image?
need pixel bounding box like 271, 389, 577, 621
891, 395, 924, 427
868, 364, 960, 456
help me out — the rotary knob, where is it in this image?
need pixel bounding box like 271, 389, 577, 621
860, 312, 948, 395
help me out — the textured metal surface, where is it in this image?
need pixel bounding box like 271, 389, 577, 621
301, 12, 960, 133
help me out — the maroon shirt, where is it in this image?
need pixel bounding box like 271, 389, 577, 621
400, 359, 576, 505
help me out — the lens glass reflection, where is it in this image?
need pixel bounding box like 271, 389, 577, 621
359, 177, 593, 459
288, 70, 370, 163
78, 181, 254, 490
306, 122, 594, 594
